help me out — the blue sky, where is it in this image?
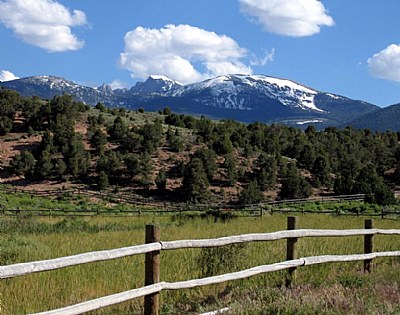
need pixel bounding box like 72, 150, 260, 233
0, 0, 400, 107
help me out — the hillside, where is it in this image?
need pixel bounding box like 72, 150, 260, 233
346, 103, 400, 131
0, 89, 399, 206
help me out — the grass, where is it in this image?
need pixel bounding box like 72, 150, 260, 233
1, 214, 399, 314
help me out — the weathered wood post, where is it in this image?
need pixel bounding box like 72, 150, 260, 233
144, 224, 161, 315
286, 216, 298, 287
364, 219, 374, 273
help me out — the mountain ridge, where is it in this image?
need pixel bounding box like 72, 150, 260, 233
0, 73, 379, 128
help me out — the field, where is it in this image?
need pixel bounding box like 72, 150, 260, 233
1, 213, 399, 315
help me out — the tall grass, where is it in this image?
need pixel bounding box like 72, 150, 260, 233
1, 214, 399, 314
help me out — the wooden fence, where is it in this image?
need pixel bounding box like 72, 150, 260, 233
0, 184, 368, 213
2, 206, 400, 220
1, 218, 399, 315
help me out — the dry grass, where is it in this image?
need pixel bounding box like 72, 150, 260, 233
1, 214, 399, 314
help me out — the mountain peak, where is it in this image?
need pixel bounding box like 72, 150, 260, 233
131, 75, 182, 94
175, 74, 324, 112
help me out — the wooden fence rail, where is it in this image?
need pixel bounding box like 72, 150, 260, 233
0, 184, 368, 212
2, 207, 398, 219
1, 219, 399, 315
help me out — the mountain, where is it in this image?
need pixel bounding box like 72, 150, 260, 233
0, 74, 379, 128
130, 75, 182, 94
345, 103, 400, 131
0, 75, 119, 107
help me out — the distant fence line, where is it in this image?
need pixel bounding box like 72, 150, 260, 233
1, 184, 399, 219
0, 184, 370, 207
1, 218, 399, 315
1, 207, 400, 220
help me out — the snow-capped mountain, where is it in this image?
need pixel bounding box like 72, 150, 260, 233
0, 75, 119, 106
172, 74, 323, 112
0, 74, 378, 128
130, 75, 182, 94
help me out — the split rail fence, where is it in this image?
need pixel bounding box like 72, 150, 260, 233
1, 218, 400, 315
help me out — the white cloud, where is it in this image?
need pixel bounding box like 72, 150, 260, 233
250, 48, 275, 66
368, 44, 400, 82
120, 24, 252, 84
0, 70, 19, 81
0, 0, 87, 52
109, 80, 129, 90
239, 0, 334, 37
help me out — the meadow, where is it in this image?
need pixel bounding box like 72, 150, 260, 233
1, 214, 399, 315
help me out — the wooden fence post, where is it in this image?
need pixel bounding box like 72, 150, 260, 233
286, 216, 298, 287
364, 219, 374, 273
144, 225, 161, 315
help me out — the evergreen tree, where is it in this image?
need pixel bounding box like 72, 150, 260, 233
373, 183, 396, 205
255, 153, 277, 191
181, 157, 210, 203
354, 164, 382, 194
89, 128, 107, 155
193, 147, 217, 182
98, 171, 109, 191
38, 131, 55, 154
0, 89, 20, 135
108, 116, 129, 142
34, 148, 53, 179
138, 153, 153, 187
239, 180, 263, 205
312, 154, 332, 188
213, 132, 233, 155
124, 153, 141, 178
10, 151, 36, 179
53, 158, 67, 180
140, 119, 163, 154
279, 163, 311, 200
155, 168, 167, 190
223, 153, 238, 186
167, 128, 185, 152
64, 133, 89, 178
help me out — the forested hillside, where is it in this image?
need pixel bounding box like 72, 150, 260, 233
0, 88, 399, 205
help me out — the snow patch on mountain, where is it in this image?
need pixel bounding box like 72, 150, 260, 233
172, 74, 324, 112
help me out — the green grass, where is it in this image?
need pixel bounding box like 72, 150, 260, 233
1, 214, 399, 314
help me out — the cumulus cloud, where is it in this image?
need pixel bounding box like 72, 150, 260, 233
239, 0, 334, 37
0, 70, 19, 81
368, 44, 400, 82
0, 0, 87, 52
120, 24, 252, 84
109, 80, 129, 90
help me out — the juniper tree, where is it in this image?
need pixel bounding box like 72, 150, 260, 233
181, 157, 210, 203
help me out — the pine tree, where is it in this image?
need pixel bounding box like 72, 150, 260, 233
90, 128, 107, 155
181, 157, 210, 203
10, 151, 36, 179
155, 168, 167, 190
255, 154, 277, 191
223, 153, 238, 186
98, 171, 109, 191
312, 154, 332, 188
53, 158, 67, 180
279, 163, 311, 200
193, 147, 217, 182
35, 148, 53, 179
239, 180, 263, 205
108, 116, 129, 142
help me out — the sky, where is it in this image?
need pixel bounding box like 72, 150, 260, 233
0, 0, 400, 107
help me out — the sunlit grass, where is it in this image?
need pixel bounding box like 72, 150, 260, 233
1, 214, 399, 314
